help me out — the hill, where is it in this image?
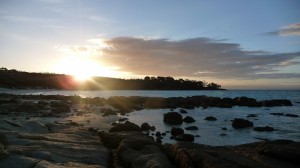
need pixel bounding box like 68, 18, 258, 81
0, 68, 223, 90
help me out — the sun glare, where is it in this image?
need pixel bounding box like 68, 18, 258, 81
53, 56, 119, 82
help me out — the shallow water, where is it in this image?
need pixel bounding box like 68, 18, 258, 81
1, 89, 300, 145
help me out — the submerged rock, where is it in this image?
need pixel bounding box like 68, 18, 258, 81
163, 112, 183, 125
204, 116, 217, 121
185, 126, 198, 130
183, 116, 196, 123
254, 126, 274, 132
175, 134, 194, 142
231, 118, 253, 128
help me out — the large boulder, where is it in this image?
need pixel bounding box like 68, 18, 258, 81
163, 112, 183, 125
183, 116, 196, 123
231, 118, 253, 128
109, 121, 142, 132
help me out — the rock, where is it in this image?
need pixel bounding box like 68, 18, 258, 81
285, 114, 298, 118
175, 134, 194, 142
220, 133, 227, 136
270, 112, 284, 116
247, 114, 257, 118
183, 116, 196, 123
179, 109, 188, 114
234, 96, 262, 107
185, 126, 198, 130
163, 112, 183, 125
254, 126, 274, 132
262, 99, 292, 107
141, 122, 155, 131
231, 118, 253, 128
168, 140, 300, 168
155, 131, 161, 137
222, 127, 227, 130
101, 131, 172, 168
109, 121, 142, 132
204, 116, 217, 121
171, 127, 184, 136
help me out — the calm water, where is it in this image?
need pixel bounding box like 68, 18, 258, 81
1, 89, 300, 146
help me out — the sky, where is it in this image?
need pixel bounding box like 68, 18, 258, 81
0, 0, 300, 89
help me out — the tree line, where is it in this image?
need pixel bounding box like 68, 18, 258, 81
0, 68, 223, 90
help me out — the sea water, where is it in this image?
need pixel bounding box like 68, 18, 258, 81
1, 89, 300, 146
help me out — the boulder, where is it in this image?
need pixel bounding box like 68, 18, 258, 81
109, 121, 141, 132
183, 116, 196, 123
171, 127, 184, 136
185, 126, 198, 130
231, 118, 253, 128
253, 126, 274, 132
163, 112, 183, 125
204, 116, 217, 121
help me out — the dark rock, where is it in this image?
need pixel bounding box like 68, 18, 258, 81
175, 134, 194, 142
195, 135, 200, 137
163, 112, 183, 125
171, 127, 184, 136
141, 122, 156, 131
231, 118, 253, 128
185, 126, 198, 130
285, 114, 298, 118
262, 99, 292, 107
168, 140, 300, 168
162, 133, 167, 136
155, 131, 161, 137
156, 137, 162, 144
247, 114, 257, 118
179, 109, 188, 114
204, 116, 217, 121
234, 96, 263, 107
109, 121, 142, 132
183, 116, 196, 123
220, 133, 227, 136
270, 112, 284, 116
222, 127, 227, 130
254, 126, 274, 132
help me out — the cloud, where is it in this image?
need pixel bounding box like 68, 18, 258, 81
266, 23, 300, 36
98, 37, 300, 79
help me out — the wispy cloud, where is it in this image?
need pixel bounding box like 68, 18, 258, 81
266, 23, 300, 36
1, 15, 55, 23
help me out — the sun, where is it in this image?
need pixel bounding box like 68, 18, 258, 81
54, 57, 101, 82
53, 56, 122, 82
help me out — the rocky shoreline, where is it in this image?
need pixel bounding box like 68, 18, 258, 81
0, 94, 299, 168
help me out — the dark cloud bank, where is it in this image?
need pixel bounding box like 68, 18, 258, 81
100, 37, 300, 80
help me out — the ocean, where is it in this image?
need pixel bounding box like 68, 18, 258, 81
1, 89, 300, 146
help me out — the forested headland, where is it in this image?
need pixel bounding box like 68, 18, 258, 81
0, 68, 223, 90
